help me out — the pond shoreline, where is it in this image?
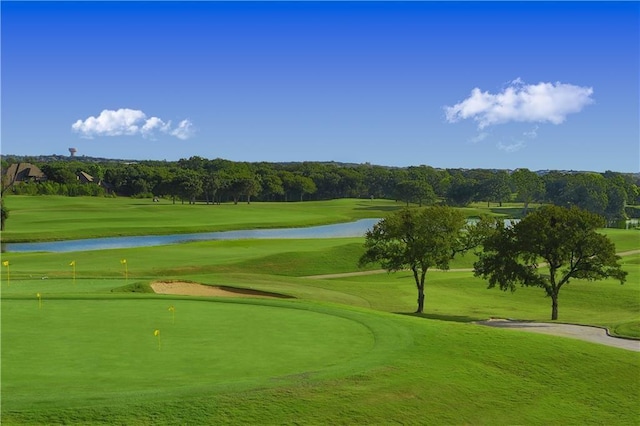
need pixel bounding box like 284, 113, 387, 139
3, 218, 381, 253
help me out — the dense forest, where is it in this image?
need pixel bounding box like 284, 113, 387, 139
2, 155, 639, 222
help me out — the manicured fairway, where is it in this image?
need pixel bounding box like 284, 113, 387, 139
0, 196, 400, 242
1, 296, 402, 411
1, 196, 638, 424
2, 295, 638, 425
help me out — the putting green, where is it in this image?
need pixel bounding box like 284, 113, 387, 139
2, 297, 382, 410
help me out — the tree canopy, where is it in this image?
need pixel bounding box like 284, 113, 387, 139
473, 205, 627, 320
359, 206, 473, 313
2, 155, 638, 221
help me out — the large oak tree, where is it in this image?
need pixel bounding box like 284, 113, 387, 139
359, 206, 475, 313
474, 205, 627, 320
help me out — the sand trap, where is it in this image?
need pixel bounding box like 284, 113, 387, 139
150, 281, 291, 299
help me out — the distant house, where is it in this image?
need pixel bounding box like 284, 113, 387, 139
77, 171, 95, 184
76, 170, 114, 194
4, 162, 47, 185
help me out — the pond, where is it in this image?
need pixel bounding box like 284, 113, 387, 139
3, 218, 381, 253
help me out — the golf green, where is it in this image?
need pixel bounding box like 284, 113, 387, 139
2, 297, 378, 410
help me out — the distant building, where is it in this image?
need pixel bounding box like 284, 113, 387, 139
76, 170, 114, 194
4, 162, 47, 185
77, 171, 95, 184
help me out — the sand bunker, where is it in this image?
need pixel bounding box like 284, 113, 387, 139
151, 281, 291, 299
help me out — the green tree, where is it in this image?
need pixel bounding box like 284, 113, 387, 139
359, 206, 472, 313
281, 172, 317, 201
562, 173, 608, 215
1, 198, 8, 231
511, 168, 545, 215
604, 183, 627, 223
1, 169, 10, 230
174, 169, 203, 204
40, 163, 77, 184
203, 172, 223, 204
394, 179, 436, 207
444, 172, 477, 207
474, 205, 627, 320
239, 176, 262, 204
480, 170, 512, 207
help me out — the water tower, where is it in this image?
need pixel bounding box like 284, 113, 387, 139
69, 147, 77, 157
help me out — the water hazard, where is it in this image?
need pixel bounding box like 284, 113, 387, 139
4, 219, 380, 253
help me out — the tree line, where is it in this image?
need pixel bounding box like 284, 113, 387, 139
2, 155, 639, 220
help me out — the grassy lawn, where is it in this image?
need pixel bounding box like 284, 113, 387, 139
0, 196, 567, 243
1, 196, 401, 242
1, 196, 638, 424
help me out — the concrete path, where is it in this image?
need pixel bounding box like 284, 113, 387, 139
303, 250, 640, 351
475, 319, 640, 352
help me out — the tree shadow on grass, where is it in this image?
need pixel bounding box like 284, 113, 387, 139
354, 205, 402, 213
395, 312, 479, 323
489, 207, 525, 218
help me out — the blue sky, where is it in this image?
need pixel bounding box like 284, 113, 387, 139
2, 1, 638, 172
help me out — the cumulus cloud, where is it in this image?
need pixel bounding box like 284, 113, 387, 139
170, 119, 195, 140
444, 79, 594, 129
72, 108, 195, 139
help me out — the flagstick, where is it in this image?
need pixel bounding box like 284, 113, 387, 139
169, 306, 175, 324
154, 329, 161, 350
70, 261, 76, 285
37, 292, 42, 309
5, 264, 9, 287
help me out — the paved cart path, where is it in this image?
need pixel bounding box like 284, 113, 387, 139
303, 250, 640, 351
475, 319, 640, 352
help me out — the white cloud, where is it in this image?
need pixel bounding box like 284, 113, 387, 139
170, 119, 195, 140
523, 126, 538, 139
72, 108, 195, 140
497, 140, 526, 153
141, 116, 170, 137
468, 132, 489, 143
445, 79, 594, 129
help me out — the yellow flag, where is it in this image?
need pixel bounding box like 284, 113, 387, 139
154, 329, 160, 336
120, 259, 127, 264
2, 260, 8, 266
69, 261, 75, 266
168, 306, 175, 312
37, 292, 41, 298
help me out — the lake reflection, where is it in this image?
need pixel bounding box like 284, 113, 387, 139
4, 219, 380, 253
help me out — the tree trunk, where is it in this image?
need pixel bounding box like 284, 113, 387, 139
412, 267, 427, 313
551, 295, 559, 320
416, 285, 425, 313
